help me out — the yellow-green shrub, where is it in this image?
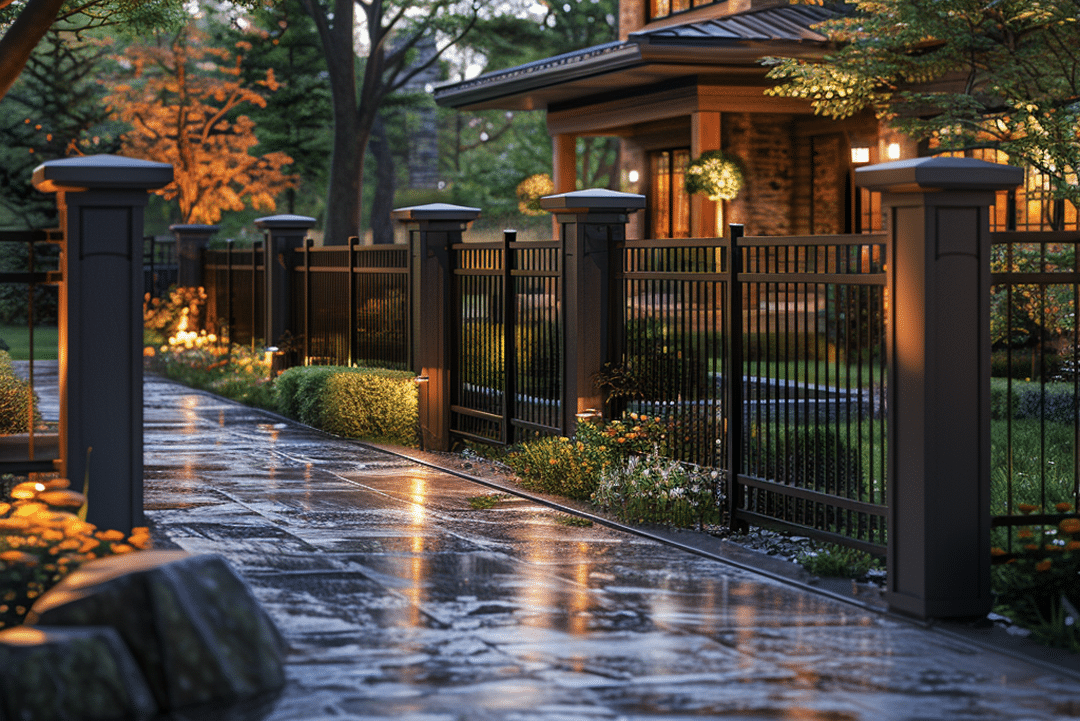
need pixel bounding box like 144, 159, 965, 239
0, 350, 40, 434
275, 366, 417, 445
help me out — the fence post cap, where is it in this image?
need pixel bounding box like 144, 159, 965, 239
391, 203, 481, 222
540, 188, 645, 212
855, 156, 1023, 193
32, 154, 173, 193
253, 214, 317, 230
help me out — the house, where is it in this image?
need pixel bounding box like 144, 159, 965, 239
433, 0, 912, 239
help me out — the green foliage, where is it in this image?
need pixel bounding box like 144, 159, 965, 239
598, 319, 710, 403
0, 27, 122, 229
593, 451, 723, 529
212, 0, 332, 221
505, 413, 672, 501
0, 349, 40, 434
797, 542, 881, 579
274, 365, 418, 445
149, 343, 276, 410
992, 512, 1080, 651
990, 416, 1077, 517
467, 493, 506, 510
554, 514, 593, 527
766, 0, 1080, 203
989, 378, 1080, 423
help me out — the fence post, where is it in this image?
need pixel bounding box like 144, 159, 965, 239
540, 188, 645, 435
169, 223, 219, 288
392, 202, 481, 451
254, 214, 316, 368
856, 157, 1023, 620
32, 154, 173, 534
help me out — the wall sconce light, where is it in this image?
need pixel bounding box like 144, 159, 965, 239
628, 170, 640, 184
574, 408, 602, 424
887, 142, 902, 160
851, 147, 871, 164
414, 375, 430, 384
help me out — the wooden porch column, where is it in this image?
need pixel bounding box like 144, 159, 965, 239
691, 111, 722, 238
856, 157, 1023, 619
553, 134, 577, 238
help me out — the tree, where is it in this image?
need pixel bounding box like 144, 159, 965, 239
215, 0, 333, 218
0, 0, 185, 102
766, 0, 1080, 203
441, 0, 620, 214
299, 0, 479, 244
0, 27, 121, 228
104, 24, 297, 225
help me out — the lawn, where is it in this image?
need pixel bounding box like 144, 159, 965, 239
0, 325, 59, 360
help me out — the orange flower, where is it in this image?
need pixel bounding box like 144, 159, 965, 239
94, 529, 124, 542
990, 547, 1007, 556
1060, 518, 1080, 535
1025, 544, 1040, 551
36, 490, 87, 508
1036, 559, 1052, 572
1017, 528, 1034, 539
1066, 541, 1080, 552
0, 551, 38, 566
1018, 503, 1039, 514
1056, 502, 1074, 513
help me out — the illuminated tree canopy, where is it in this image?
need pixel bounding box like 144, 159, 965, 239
105, 25, 297, 225
767, 0, 1080, 200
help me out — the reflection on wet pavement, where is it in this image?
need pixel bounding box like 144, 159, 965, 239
142, 379, 1080, 721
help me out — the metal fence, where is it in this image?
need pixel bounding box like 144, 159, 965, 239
989, 230, 1080, 548
143, 235, 177, 299
203, 244, 265, 348
450, 232, 563, 445
615, 229, 889, 552
292, 242, 410, 370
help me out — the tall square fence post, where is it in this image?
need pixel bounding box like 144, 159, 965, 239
540, 189, 644, 434
169, 223, 219, 289
255, 214, 316, 370
392, 203, 481, 452
856, 157, 1023, 619
33, 154, 173, 535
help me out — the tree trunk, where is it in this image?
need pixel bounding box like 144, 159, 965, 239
369, 112, 395, 245
324, 99, 366, 244
0, 0, 67, 101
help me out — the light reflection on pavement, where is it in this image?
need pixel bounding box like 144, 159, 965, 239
141, 378, 1080, 721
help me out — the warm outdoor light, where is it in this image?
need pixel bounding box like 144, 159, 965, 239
887, 143, 902, 160
574, 408, 601, 423
628, 170, 640, 183
414, 375, 430, 384
851, 147, 870, 164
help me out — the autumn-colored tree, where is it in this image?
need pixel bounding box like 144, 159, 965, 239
105, 25, 296, 224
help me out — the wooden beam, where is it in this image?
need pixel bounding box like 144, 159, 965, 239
691, 111, 721, 238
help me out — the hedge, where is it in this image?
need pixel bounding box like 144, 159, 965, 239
991, 378, 1080, 424
274, 365, 417, 446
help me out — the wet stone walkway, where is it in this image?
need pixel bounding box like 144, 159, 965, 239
139, 377, 1080, 721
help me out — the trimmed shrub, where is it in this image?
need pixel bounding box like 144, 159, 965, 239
274, 365, 417, 446
0, 350, 40, 434
990, 378, 1080, 423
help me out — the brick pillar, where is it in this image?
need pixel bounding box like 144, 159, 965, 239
392, 202, 481, 451
169, 224, 218, 288
33, 154, 173, 534
856, 157, 1023, 619
541, 189, 645, 434
254, 214, 315, 359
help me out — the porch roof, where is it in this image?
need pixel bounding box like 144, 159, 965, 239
433, 4, 839, 112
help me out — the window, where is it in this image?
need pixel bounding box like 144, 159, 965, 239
650, 149, 691, 239
649, 0, 722, 22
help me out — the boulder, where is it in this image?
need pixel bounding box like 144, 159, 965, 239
26, 551, 286, 711
0, 625, 158, 721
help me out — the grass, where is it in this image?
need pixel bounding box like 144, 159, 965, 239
0, 325, 58, 360
467, 494, 508, 510
554, 513, 594, 527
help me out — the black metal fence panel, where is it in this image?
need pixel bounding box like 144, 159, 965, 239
615, 231, 889, 553
203, 245, 264, 347
450, 233, 563, 447
989, 231, 1080, 548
